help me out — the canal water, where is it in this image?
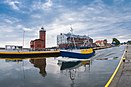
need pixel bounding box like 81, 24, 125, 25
0, 46, 125, 87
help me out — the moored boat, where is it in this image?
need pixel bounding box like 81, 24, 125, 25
59, 26, 95, 59
60, 48, 95, 59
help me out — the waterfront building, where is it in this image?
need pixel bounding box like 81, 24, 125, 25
5, 45, 22, 50
30, 27, 46, 50
95, 39, 110, 47
57, 33, 93, 49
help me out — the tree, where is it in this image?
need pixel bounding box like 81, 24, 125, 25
127, 41, 131, 45
112, 38, 120, 46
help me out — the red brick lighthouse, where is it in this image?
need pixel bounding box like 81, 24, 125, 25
30, 27, 46, 50
39, 27, 46, 48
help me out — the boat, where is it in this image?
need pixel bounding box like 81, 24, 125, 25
60, 26, 95, 59
60, 48, 95, 59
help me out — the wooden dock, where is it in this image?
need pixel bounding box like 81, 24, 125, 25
0, 51, 60, 58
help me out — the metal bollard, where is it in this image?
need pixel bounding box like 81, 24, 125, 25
122, 57, 126, 62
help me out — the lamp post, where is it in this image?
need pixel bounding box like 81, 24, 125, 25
23, 30, 25, 50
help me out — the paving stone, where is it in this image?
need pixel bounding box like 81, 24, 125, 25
109, 45, 131, 87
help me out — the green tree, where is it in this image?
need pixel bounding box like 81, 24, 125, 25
112, 38, 120, 46
127, 41, 131, 45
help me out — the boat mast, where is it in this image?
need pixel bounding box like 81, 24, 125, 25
70, 25, 76, 49
87, 35, 91, 47
83, 34, 91, 47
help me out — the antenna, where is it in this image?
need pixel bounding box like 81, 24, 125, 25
70, 24, 73, 34
69, 24, 76, 49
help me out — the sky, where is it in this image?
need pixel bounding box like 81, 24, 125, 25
0, 0, 131, 48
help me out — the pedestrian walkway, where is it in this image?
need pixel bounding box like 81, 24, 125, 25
109, 45, 131, 87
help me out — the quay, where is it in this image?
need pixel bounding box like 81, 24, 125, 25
105, 45, 131, 87
93, 46, 111, 50
0, 51, 60, 58
0, 46, 111, 58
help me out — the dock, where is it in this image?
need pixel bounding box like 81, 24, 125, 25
105, 45, 131, 87
93, 46, 111, 50
0, 50, 60, 58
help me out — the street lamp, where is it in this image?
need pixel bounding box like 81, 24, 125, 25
23, 30, 25, 50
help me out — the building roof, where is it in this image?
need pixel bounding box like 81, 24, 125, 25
31, 39, 44, 42
62, 33, 92, 39
40, 27, 46, 32
95, 40, 104, 43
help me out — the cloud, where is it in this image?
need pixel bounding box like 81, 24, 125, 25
32, 0, 131, 45
42, 0, 53, 9
31, 14, 41, 19
31, 0, 53, 11
23, 27, 32, 32
0, 0, 131, 48
5, 0, 20, 10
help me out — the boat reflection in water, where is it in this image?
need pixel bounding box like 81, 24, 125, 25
30, 58, 47, 77
58, 59, 91, 87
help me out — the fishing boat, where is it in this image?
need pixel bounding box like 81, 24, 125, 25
60, 48, 95, 59
60, 26, 95, 59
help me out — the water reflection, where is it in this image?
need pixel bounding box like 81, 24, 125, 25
4, 58, 47, 77
0, 46, 125, 87
30, 58, 46, 77
59, 60, 90, 70
5, 59, 23, 62
58, 60, 91, 87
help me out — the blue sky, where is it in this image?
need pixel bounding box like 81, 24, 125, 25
0, 0, 131, 48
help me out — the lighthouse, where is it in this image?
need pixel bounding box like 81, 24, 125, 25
30, 27, 46, 50
40, 27, 46, 48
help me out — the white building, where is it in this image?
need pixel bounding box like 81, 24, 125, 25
57, 33, 93, 49
57, 33, 68, 45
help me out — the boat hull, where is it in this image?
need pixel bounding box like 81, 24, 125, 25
60, 50, 95, 59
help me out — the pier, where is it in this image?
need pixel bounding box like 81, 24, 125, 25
105, 45, 131, 87
0, 51, 60, 58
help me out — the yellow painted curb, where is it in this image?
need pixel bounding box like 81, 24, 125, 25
104, 49, 126, 87
0, 50, 60, 54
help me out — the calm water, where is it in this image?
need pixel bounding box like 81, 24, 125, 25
0, 46, 125, 87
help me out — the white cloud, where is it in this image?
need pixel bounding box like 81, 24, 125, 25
42, 0, 53, 9
31, 0, 53, 11
4, 41, 23, 46
31, 14, 41, 19
23, 27, 32, 32
1, 0, 131, 48
5, 0, 20, 10
4, 19, 13, 24
32, 0, 42, 10
0, 25, 14, 33
42, 0, 131, 46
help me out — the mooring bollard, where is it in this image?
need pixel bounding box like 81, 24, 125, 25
122, 57, 126, 62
